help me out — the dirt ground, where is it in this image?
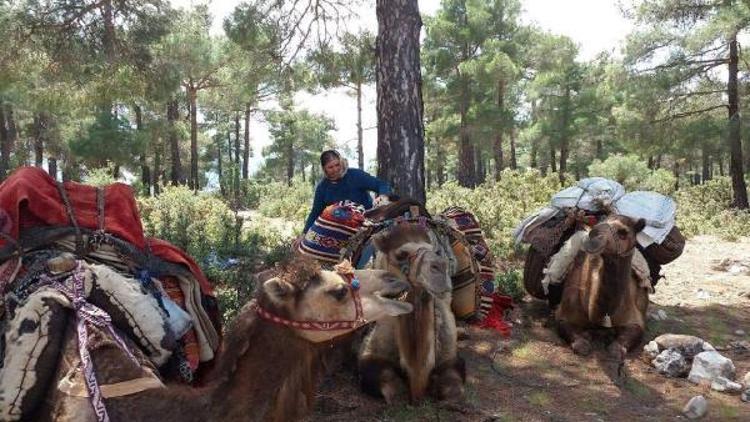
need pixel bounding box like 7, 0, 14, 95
306, 236, 750, 421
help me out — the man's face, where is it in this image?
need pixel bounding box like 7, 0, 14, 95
324, 159, 342, 179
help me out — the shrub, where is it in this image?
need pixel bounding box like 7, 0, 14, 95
495, 269, 524, 302
588, 154, 676, 195
256, 179, 314, 221
427, 169, 562, 262
674, 177, 750, 240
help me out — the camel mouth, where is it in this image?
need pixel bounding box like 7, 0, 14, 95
378, 278, 410, 300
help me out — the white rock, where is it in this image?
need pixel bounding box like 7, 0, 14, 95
652, 349, 690, 378
710, 376, 744, 394
743, 371, 750, 388
728, 264, 746, 275
654, 334, 707, 359
643, 340, 660, 361
742, 389, 750, 402
735, 329, 746, 336
657, 309, 668, 320
696, 290, 711, 300
682, 395, 707, 419
702, 342, 715, 352
688, 351, 736, 385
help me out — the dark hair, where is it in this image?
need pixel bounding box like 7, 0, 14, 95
320, 150, 341, 167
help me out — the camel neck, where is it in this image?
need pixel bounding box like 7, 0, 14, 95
209, 312, 319, 421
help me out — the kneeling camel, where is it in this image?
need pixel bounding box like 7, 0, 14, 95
35, 258, 412, 422
556, 215, 649, 361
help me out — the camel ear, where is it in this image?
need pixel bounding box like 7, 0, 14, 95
263, 277, 295, 304
633, 218, 646, 233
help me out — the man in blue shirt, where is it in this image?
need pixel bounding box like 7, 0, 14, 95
303, 150, 391, 233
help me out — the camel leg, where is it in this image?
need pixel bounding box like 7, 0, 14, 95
429, 358, 466, 401
358, 358, 406, 404
608, 324, 644, 361
557, 320, 593, 356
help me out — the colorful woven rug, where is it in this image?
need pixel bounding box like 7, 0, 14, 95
298, 201, 366, 263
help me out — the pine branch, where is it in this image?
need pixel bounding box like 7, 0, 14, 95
651, 104, 727, 123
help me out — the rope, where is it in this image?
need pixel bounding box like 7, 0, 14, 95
55, 182, 85, 256
44, 262, 139, 422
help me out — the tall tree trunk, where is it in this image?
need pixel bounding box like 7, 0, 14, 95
234, 112, 241, 165
436, 139, 445, 187
243, 103, 251, 179
47, 157, 57, 180
356, 81, 364, 169
286, 140, 294, 186
673, 160, 680, 191
719, 155, 725, 176
167, 100, 181, 186
33, 113, 45, 167
727, 31, 748, 208
558, 86, 571, 184
596, 138, 603, 160
134, 105, 151, 196
530, 137, 538, 169
549, 144, 557, 173
701, 143, 710, 183
493, 80, 504, 181
648, 156, 654, 170
510, 126, 517, 170
0, 104, 8, 180
189, 87, 199, 191
457, 77, 476, 188
476, 148, 486, 185
217, 135, 225, 197
375, 0, 426, 203
656, 154, 662, 169
102, 0, 116, 63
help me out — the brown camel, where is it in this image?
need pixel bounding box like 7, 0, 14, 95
35, 258, 412, 422
556, 215, 649, 361
358, 223, 464, 403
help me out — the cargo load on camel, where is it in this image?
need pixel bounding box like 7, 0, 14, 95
0, 167, 221, 421
297, 198, 513, 336
514, 177, 686, 306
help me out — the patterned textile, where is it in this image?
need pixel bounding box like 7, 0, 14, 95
299, 201, 366, 263
161, 276, 200, 379
439, 207, 498, 320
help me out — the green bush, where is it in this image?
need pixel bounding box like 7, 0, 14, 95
427, 169, 562, 261
82, 166, 117, 186
588, 154, 676, 195
495, 269, 524, 302
256, 179, 314, 221
674, 177, 750, 240
138, 186, 293, 323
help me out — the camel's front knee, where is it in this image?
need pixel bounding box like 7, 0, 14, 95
429, 358, 466, 401
358, 358, 406, 404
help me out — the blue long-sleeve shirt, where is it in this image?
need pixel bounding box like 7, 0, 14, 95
304, 168, 391, 232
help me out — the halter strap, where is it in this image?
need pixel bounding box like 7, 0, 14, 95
254, 271, 365, 332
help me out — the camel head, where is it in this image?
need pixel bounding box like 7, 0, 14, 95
581, 215, 646, 257
259, 257, 413, 343
372, 223, 451, 298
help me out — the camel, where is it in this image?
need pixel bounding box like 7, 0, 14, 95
33, 257, 413, 422
358, 223, 464, 403
556, 215, 649, 361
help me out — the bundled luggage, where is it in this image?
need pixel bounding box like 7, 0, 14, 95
514, 177, 685, 303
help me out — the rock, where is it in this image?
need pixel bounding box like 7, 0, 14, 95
688, 351, 736, 385
728, 340, 750, 351
735, 329, 746, 336
682, 395, 707, 419
743, 371, 750, 388
696, 289, 711, 300
728, 264, 747, 275
710, 376, 744, 394
654, 334, 708, 359
702, 342, 716, 352
643, 340, 660, 361
657, 309, 668, 320
742, 389, 750, 403
652, 349, 690, 378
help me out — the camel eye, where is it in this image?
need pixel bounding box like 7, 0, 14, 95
617, 228, 629, 239
328, 285, 348, 301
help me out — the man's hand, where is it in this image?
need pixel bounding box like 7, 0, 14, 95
373, 195, 391, 208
